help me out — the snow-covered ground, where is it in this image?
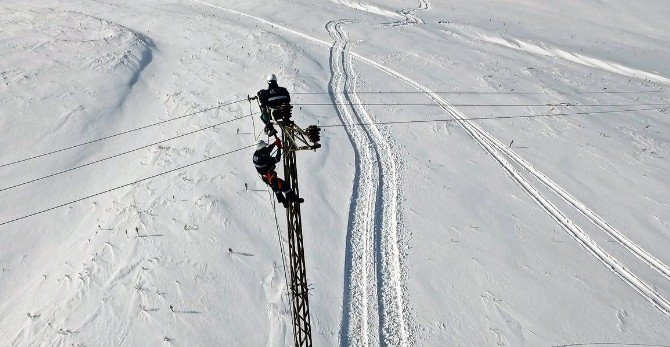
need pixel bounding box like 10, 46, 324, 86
1, 1, 669, 346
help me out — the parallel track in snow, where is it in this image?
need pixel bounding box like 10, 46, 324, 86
467, 121, 670, 282
327, 18, 377, 347
427, 95, 670, 315
340, 47, 670, 315
327, 19, 408, 347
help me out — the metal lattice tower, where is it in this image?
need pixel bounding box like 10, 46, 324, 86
248, 97, 320, 347
281, 129, 313, 347
279, 110, 321, 346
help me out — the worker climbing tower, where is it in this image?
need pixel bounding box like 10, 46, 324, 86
251, 98, 321, 347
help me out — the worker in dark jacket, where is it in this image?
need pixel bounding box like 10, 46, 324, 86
252, 137, 303, 207
257, 74, 291, 136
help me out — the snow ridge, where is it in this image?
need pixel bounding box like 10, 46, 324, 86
440, 22, 670, 85
477, 33, 670, 86
331, 0, 405, 20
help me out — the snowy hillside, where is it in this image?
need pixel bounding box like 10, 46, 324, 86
1, 0, 669, 346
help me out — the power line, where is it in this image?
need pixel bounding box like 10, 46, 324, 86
0, 144, 254, 227
293, 89, 665, 95
0, 114, 254, 193
318, 106, 667, 128
553, 343, 670, 347
4, 106, 664, 193
4, 96, 664, 169
0, 98, 247, 169
3, 106, 665, 226
294, 102, 669, 107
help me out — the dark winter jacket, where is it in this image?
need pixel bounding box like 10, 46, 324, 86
253, 144, 281, 175
257, 82, 291, 109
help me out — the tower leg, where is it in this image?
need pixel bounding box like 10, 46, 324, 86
282, 130, 313, 347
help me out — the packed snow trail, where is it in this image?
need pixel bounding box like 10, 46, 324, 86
327, 18, 376, 347
341, 27, 408, 347
327, 19, 408, 347
340, 30, 670, 317
188, 0, 670, 322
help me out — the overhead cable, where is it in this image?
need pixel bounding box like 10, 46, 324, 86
0, 98, 247, 168
293, 102, 669, 107
292, 89, 665, 95
0, 145, 254, 227
318, 106, 668, 128
0, 114, 253, 193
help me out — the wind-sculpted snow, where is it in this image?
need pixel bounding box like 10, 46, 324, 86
0, 9, 152, 86
2, 0, 670, 345
330, 0, 405, 20
440, 22, 670, 86
0, 9, 161, 345
0, 8, 153, 162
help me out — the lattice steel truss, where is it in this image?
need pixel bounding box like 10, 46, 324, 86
279, 114, 320, 347
281, 130, 313, 347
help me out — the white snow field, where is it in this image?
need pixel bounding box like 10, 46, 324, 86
1, 0, 669, 346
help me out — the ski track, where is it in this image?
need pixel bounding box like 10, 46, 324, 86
446, 107, 670, 315
384, 0, 430, 27
187, 0, 670, 334
469, 124, 670, 283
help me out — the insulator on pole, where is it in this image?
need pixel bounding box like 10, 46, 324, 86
305, 125, 321, 144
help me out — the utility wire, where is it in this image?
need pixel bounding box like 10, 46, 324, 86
553, 343, 670, 347
3, 105, 665, 226
0, 114, 255, 193
293, 90, 665, 95
4, 91, 665, 168
3, 106, 664, 192
0, 98, 247, 168
3, 98, 663, 168
293, 102, 669, 107
318, 106, 668, 128
0, 144, 254, 227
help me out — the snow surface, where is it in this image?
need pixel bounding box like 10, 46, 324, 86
1, 0, 669, 346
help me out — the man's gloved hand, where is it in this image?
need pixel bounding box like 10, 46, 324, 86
265, 124, 277, 137
260, 110, 271, 125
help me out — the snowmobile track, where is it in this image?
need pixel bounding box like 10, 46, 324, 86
327, 18, 377, 347
327, 19, 408, 347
